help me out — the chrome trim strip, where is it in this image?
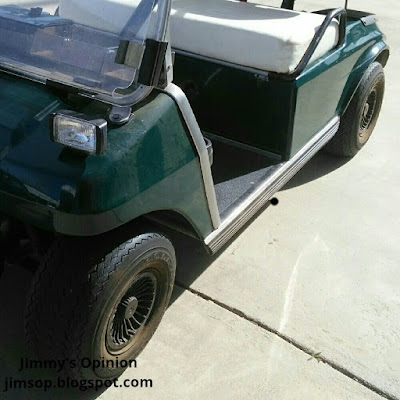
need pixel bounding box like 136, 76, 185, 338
173, 49, 270, 78
163, 83, 221, 229
205, 116, 340, 253
204, 131, 282, 161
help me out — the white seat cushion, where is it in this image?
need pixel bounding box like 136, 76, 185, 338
59, 0, 339, 74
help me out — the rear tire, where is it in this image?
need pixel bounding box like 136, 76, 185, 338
325, 62, 385, 157
25, 231, 175, 380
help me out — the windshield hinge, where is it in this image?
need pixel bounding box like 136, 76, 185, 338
138, 39, 168, 87
108, 105, 131, 124
116, 39, 168, 88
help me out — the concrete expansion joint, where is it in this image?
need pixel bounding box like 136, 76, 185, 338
175, 282, 399, 400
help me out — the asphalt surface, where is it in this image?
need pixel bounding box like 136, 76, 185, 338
0, 1, 399, 399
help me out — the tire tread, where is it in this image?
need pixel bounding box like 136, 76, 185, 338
25, 232, 173, 379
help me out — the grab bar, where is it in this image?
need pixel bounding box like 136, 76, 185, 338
276, 7, 347, 80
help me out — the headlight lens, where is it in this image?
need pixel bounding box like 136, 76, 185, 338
51, 113, 107, 154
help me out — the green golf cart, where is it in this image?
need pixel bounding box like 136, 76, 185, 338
0, 0, 389, 380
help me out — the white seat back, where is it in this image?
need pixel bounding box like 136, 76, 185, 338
59, 0, 339, 74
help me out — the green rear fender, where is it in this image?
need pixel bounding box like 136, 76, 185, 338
337, 37, 389, 116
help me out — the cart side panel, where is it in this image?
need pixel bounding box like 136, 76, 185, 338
173, 54, 296, 158
290, 19, 387, 158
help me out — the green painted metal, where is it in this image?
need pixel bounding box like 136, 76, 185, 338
0, 73, 214, 237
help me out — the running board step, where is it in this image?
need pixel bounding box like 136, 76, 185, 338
204, 116, 340, 253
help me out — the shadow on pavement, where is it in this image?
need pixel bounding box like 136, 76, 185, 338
282, 151, 351, 191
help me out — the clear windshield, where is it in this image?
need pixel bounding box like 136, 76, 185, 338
0, 0, 169, 103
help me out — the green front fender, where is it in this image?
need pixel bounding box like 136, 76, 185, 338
0, 74, 214, 238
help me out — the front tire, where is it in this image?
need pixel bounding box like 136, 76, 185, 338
325, 62, 385, 157
25, 231, 175, 380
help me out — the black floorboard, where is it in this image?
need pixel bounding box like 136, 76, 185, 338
210, 139, 282, 219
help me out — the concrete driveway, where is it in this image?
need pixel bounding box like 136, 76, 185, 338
0, 0, 399, 399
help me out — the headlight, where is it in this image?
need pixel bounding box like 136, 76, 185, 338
50, 112, 107, 155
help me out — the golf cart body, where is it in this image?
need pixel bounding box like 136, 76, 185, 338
0, 0, 389, 253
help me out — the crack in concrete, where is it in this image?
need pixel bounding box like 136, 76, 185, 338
175, 282, 399, 400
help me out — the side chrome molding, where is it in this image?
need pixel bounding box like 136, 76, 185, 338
163, 83, 221, 229
205, 116, 340, 253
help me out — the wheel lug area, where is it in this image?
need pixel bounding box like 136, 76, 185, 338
106, 272, 157, 353
122, 296, 139, 319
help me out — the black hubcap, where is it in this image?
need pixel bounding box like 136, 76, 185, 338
106, 271, 157, 354
359, 88, 377, 143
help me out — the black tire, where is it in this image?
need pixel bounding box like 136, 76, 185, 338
25, 231, 175, 380
325, 62, 385, 157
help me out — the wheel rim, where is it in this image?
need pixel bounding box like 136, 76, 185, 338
106, 271, 157, 354
359, 88, 377, 144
